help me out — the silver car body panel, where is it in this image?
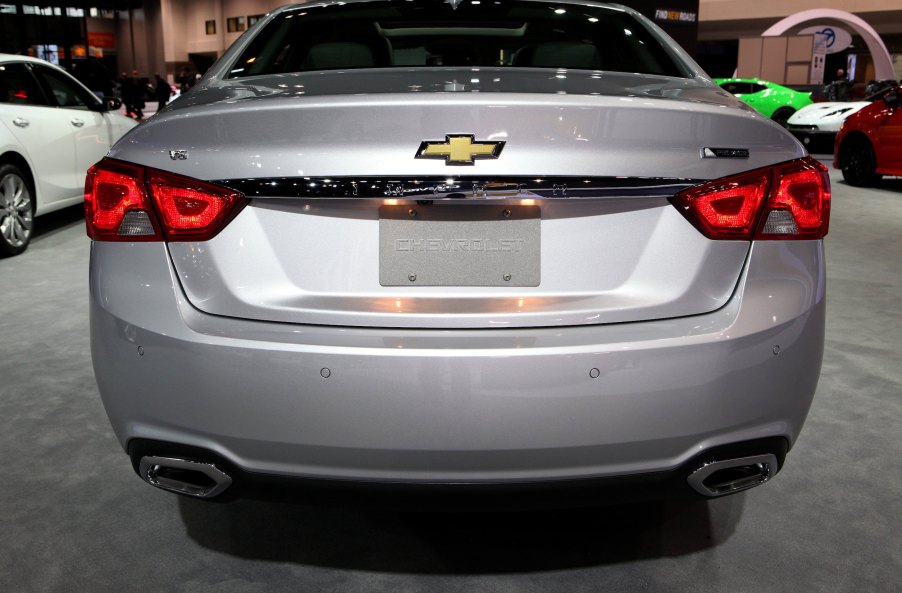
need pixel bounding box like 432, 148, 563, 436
112, 79, 799, 181
90, 239, 824, 482
165, 198, 751, 328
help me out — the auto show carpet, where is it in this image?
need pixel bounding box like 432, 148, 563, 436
0, 162, 899, 592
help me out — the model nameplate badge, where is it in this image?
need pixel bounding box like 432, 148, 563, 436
169, 150, 189, 160
702, 147, 750, 159
416, 134, 505, 166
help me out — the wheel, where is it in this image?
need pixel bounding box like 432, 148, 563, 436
839, 136, 881, 187
0, 163, 34, 257
771, 108, 794, 128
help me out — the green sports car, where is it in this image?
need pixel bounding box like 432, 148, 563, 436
714, 78, 813, 127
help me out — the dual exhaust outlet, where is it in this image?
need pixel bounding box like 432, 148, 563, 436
138, 456, 232, 499
137, 452, 779, 500
687, 454, 778, 497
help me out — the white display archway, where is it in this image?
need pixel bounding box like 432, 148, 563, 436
762, 9, 895, 81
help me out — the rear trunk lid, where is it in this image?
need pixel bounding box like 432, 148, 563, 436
110, 70, 805, 329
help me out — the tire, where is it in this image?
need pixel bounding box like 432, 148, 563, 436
839, 136, 881, 187
0, 163, 34, 257
771, 108, 794, 128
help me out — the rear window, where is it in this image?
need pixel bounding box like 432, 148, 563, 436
228, 1, 687, 78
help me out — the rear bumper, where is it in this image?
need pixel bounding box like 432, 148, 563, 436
90, 240, 825, 488
128, 437, 788, 508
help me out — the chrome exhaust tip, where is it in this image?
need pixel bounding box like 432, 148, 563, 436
138, 456, 232, 498
687, 454, 779, 497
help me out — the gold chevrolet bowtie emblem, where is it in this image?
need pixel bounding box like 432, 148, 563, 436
415, 134, 505, 166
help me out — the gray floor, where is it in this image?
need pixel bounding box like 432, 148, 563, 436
1, 162, 900, 593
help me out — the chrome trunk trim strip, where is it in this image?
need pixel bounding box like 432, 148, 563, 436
214, 176, 702, 200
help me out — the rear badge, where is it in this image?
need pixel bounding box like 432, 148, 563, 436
416, 134, 505, 166
702, 147, 750, 159
169, 150, 188, 160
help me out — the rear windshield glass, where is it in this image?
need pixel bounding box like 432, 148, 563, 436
228, 1, 687, 78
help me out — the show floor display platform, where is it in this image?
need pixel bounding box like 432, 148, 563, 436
0, 161, 899, 592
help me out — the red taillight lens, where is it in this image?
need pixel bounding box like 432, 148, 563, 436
84, 159, 160, 241
85, 158, 246, 242
671, 156, 830, 240
671, 170, 770, 240
758, 158, 831, 239
147, 170, 245, 241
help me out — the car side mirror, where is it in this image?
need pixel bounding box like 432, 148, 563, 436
91, 96, 122, 112
883, 92, 901, 109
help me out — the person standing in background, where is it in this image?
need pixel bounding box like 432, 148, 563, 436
130, 69, 145, 120
834, 68, 850, 101
154, 73, 172, 112
118, 71, 135, 117
177, 66, 194, 93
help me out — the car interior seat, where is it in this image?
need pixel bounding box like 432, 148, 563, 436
528, 41, 602, 70
301, 32, 392, 70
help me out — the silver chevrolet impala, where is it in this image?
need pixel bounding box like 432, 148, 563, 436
87, 0, 830, 505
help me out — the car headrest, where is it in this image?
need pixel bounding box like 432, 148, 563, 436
302, 42, 377, 70
529, 42, 602, 70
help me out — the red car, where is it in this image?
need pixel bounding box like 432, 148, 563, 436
835, 88, 902, 186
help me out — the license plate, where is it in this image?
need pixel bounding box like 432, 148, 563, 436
379, 205, 540, 287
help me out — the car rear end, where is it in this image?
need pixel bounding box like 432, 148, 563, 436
87, 0, 829, 505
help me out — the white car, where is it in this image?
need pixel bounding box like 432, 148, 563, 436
0, 54, 136, 256
787, 101, 870, 152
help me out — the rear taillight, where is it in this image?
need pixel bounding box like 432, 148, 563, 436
85, 158, 246, 242
671, 156, 830, 240
761, 158, 831, 239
